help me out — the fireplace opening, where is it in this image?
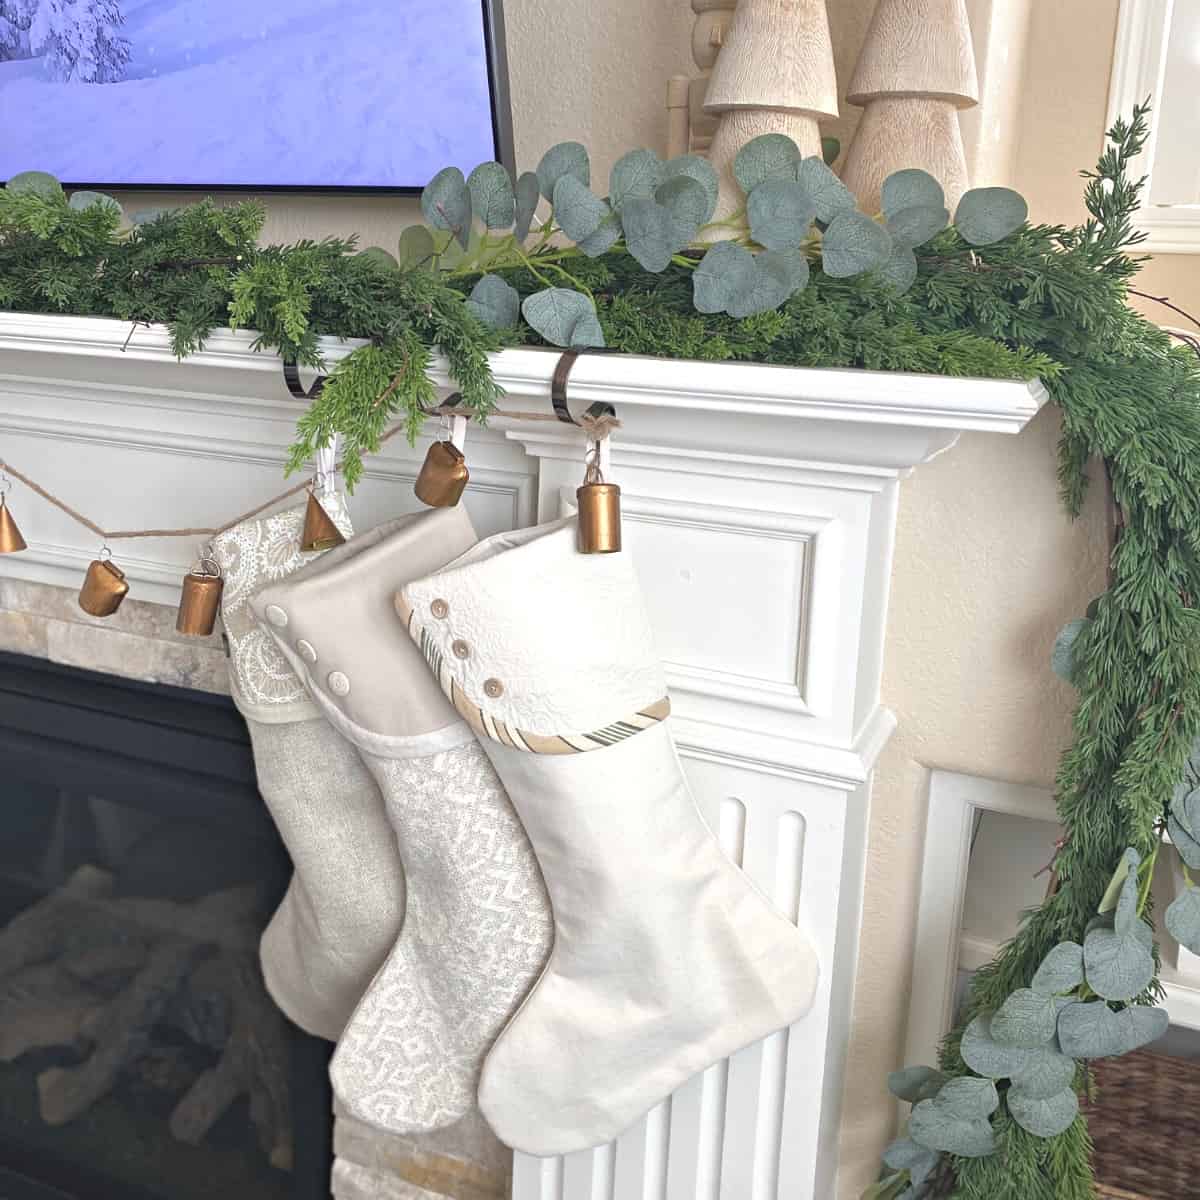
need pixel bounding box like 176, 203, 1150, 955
0, 650, 333, 1200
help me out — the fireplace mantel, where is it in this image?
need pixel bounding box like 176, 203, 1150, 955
0, 311, 1045, 1200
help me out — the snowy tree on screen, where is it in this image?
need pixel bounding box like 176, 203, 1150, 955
0, 0, 38, 61
30, 0, 131, 82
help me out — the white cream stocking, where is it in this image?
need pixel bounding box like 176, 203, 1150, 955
399, 518, 820, 1156
250, 506, 552, 1136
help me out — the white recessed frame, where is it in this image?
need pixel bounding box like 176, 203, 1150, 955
1107, 0, 1200, 253
905, 769, 1200, 1076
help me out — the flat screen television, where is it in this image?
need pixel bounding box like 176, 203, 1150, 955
0, 0, 513, 192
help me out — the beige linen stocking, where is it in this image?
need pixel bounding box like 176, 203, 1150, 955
212, 499, 406, 1042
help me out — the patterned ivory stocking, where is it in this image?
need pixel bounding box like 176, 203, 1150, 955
399, 517, 820, 1156
250, 505, 552, 1135
212, 499, 406, 1042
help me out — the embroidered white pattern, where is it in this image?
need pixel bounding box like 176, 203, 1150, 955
212, 498, 352, 708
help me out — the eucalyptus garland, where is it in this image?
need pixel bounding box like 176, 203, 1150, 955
2, 104, 1199, 1198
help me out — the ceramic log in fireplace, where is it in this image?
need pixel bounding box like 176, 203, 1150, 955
0, 650, 333, 1200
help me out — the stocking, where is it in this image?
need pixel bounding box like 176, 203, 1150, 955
249, 506, 552, 1135
399, 517, 819, 1156
212, 499, 406, 1042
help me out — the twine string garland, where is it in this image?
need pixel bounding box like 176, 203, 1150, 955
0, 403, 619, 544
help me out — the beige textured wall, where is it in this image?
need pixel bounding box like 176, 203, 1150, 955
105, 2, 1197, 1193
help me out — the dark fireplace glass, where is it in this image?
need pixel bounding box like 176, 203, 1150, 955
0, 651, 332, 1200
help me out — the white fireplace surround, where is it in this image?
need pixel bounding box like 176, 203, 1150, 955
0, 311, 1045, 1200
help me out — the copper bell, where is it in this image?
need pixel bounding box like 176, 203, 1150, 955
300, 490, 345, 553
79, 555, 129, 617
576, 442, 621, 554
414, 440, 469, 508
176, 555, 224, 637
0, 495, 26, 553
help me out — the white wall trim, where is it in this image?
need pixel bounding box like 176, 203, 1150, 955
1105, 0, 1200, 253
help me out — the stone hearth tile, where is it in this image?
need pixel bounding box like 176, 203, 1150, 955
0, 577, 225, 648
0, 609, 50, 659
46, 619, 231, 695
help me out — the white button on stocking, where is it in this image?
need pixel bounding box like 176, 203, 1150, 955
328, 671, 351, 696
297, 640, 317, 664
264, 605, 288, 628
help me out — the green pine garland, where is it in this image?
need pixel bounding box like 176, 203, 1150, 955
3, 105, 1200, 1198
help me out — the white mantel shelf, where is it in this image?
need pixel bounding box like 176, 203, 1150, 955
0, 311, 1046, 1200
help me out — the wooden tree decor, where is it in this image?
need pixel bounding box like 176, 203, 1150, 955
841, 0, 979, 215
702, 0, 838, 226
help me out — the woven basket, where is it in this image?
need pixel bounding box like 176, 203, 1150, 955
1084, 1049, 1200, 1199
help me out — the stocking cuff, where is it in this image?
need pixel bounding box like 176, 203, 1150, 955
252, 506, 481, 750
212, 497, 354, 724
399, 517, 670, 753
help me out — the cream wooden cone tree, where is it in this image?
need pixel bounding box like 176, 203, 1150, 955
701, 0, 838, 231
840, 0, 979, 215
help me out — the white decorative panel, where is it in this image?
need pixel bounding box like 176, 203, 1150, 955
624, 498, 812, 702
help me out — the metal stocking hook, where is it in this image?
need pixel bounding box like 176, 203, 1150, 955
551, 349, 616, 429
282, 360, 327, 401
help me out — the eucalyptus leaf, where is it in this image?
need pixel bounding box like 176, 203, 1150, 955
521, 287, 605, 348
887, 205, 949, 249
357, 246, 399, 270
656, 175, 709, 237
747, 178, 817, 251
821, 136, 841, 166
610, 148, 664, 211
991, 988, 1064, 1048
887, 1066, 948, 1104
1169, 810, 1200, 870
553, 175, 616, 254
1051, 619, 1091, 686
877, 243, 918, 294
881, 169, 945, 218
436, 227, 482, 270
908, 1078, 998, 1158
726, 250, 806, 318
1010, 1045, 1077, 1099
692, 241, 755, 315
422, 167, 472, 249
955, 186, 1029, 246
1007, 1085, 1079, 1138
466, 274, 520, 330
1032, 941, 1085, 995
882, 1138, 937, 1190
734, 133, 801, 195
662, 154, 719, 224
1085, 897, 1155, 1001
620, 198, 679, 272
514, 171, 541, 242
1098, 847, 1140, 916
67, 190, 121, 217
6, 170, 63, 199
822, 212, 893, 278
1166, 885, 1200, 955
960, 1014, 1032, 1079
1057, 1000, 1168, 1059
467, 162, 515, 229
537, 141, 589, 202
796, 156, 856, 224
397, 225, 436, 268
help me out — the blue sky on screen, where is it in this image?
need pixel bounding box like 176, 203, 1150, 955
0, 0, 499, 188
